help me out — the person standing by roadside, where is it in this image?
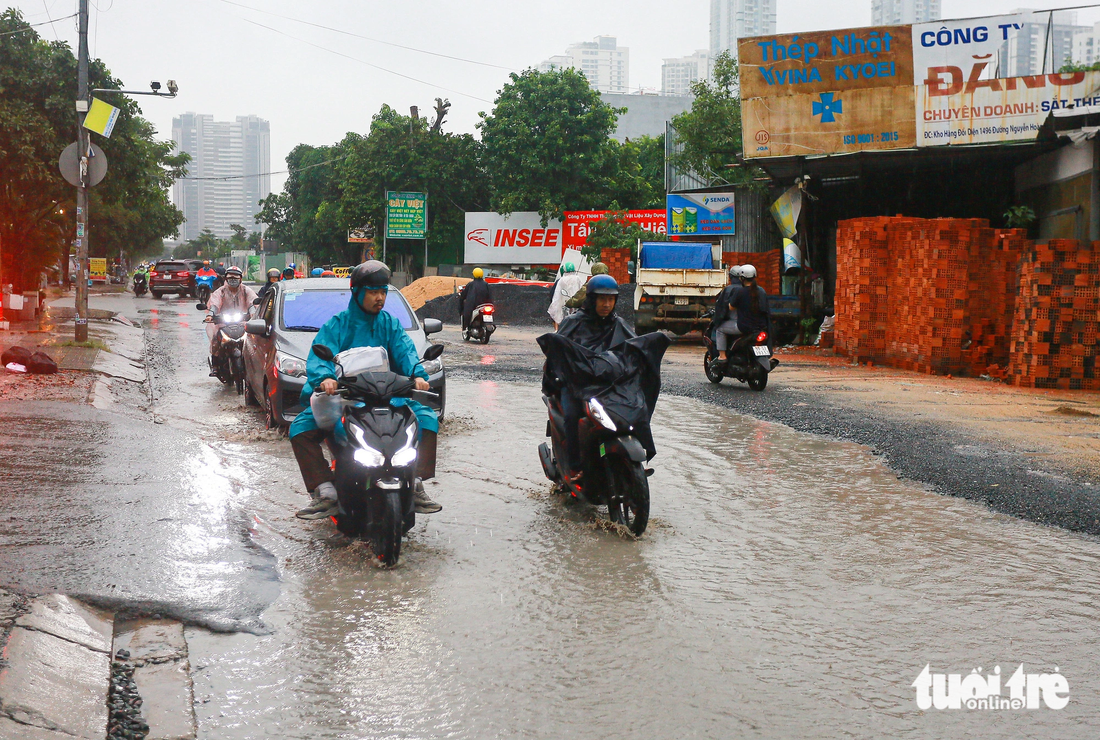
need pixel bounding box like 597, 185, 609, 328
548, 262, 586, 330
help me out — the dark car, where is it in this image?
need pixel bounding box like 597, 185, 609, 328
149, 260, 194, 298
242, 278, 445, 429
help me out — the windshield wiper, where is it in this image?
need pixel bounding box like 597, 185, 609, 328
283, 325, 321, 331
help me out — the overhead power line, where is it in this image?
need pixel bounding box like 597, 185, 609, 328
180, 152, 350, 181
217, 0, 515, 71
0, 12, 78, 38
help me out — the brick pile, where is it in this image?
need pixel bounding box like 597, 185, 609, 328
599, 248, 631, 284
1009, 239, 1100, 390
834, 219, 894, 363
720, 248, 782, 296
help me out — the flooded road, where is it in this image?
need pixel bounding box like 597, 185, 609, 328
8, 293, 1100, 738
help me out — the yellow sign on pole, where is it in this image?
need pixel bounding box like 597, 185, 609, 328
83, 97, 120, 138
89, 257, 108, 282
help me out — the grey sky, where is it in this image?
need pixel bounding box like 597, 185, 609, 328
9, 0, 1100, 194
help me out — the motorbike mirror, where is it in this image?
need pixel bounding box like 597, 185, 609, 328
422, 343, 444, 362
312, 344, 335, 362
252, 297, 261, 305
196, 303, 207, 311
422, 318, 443, 335
244, 319, 269, 336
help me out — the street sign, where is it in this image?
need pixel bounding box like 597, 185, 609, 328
385, 191, 427, 239
83, 97, 120, 138
348, 228, 373, 243
59, 142, 107, 187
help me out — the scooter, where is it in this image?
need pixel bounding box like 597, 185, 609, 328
194, 273, 219, 304
537, 332, 670, 537
311, 342, 444, 566
462, 303, 496, 344
703, 313, 778, 391
197, 303, 247, 394
132, 272, 148, 297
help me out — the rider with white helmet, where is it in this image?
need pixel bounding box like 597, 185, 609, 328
713, 265, 745, 361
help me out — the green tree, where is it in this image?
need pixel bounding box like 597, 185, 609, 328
605, 135, 665, 210
0, 9, 186, 290
173, 228, 222, 259
670, 51, 756, 183
479, 68, 621, 223
1059, 60, 1100, 73
581, 209, 662, 263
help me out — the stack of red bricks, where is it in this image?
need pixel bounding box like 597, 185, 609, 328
834, 219, 895, 363
598, 248, 631, 284
720, 248, 781, 296
961, 228, 1025, 377
1009, 239, 1100, 390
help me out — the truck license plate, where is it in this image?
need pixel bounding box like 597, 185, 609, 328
674, 296, 688, 305
752, 345, 771, 357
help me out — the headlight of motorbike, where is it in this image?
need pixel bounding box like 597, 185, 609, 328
223, 312, 243, 323
276, 352, 307, 377
390, 426, 418, 468
348, 423, 386, 468
586, 398, 617, 431
421, 358, 443, 376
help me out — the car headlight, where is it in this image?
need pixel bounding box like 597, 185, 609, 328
277, 352, 307, 377
348, 423, 386, 467
586, 398, 617, 431
390, 426, 418, 467
421, 358, 443, 375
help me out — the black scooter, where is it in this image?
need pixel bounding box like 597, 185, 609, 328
132, 272, 148, 297
312, 343, 443, 566
703, 312, 778, 391
462, 303, 496, 344
197, 303, 248, 394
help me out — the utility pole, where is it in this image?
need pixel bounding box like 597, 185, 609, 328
74, 0, 90, 342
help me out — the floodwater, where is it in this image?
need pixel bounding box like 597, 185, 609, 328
14, 295, 1100, 738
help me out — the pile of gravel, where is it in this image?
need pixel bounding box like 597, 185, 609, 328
416, 283, 635, 329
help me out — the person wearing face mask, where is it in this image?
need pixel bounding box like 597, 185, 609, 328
204, 266, 258, 374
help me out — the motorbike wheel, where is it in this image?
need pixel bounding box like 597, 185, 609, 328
747, 367, 769, 392
606, 456, 650, 537
233, 358, 244, 395
704, 348, 724, 384
373, 490, 403, 566
197, 286, 210, 304
480, 331, 491, 344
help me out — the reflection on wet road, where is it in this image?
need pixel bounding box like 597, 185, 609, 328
9, 295, 1100, 738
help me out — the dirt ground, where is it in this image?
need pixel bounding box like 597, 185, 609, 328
401, 276, 470, 310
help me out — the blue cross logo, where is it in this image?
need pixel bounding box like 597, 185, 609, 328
812, 93, 843, 123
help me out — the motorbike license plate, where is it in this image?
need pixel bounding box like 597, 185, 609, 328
752, 345, 771, 357
674, 296, 689, 305
482, 315, 493, 323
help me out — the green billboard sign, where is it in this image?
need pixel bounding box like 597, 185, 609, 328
385, 191, 427, 239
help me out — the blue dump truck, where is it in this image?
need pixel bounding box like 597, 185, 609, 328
633, 241, 803, 337
633, 242, 727, 335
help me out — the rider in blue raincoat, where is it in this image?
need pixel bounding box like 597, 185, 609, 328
291, 260, 441, 520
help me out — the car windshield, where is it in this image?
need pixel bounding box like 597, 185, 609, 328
156, 262, 186, 272
280, 289, 416, 331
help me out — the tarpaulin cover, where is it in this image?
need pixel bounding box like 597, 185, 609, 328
639, 242, 713, 269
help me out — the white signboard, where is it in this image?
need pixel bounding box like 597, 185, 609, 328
912, 13, 1035, 86
918, 70, 1100, 146
463, 212, 565, 264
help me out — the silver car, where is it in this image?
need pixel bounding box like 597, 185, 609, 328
242, 278, 445, 429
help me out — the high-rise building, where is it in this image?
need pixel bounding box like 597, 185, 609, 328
871, 0, 941, 25
996, 11, 1084, 77
709, 0, 776, 61
172, 113, 271, 242
662, 51, 711, 96
1073, 21, 1100, 67
538, 36, 629, 94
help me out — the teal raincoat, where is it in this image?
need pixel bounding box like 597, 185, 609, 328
288, 288, 437, 438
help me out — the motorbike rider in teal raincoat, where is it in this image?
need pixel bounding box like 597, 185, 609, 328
291, 260, 442, 520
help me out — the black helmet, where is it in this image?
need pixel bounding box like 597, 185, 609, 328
586, 274, 619, 295
350, 260, 391, 290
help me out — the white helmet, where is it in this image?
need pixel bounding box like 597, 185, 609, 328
740, 265, 758, 279
728, 265, 742, 279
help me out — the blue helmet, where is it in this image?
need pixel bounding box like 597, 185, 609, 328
586, 274, 619, 295
311, 267, 323, 277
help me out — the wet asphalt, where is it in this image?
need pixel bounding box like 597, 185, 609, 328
3, 293, 1100, 738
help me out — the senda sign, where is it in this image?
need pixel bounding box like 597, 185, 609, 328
464, 212, 564, 264
562, 210, 667, 250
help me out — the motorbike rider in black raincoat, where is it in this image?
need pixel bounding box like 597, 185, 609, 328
459, 267, 493, 330
541, 275, 668, 479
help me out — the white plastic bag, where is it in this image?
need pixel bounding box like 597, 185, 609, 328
310, 346, 391, 431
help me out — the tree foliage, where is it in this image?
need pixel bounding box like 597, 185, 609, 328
0, 9, 186, 289
172, 224, 260, 260
670, 51, 755, 183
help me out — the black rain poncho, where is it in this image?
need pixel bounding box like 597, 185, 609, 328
459, 278, 493, 328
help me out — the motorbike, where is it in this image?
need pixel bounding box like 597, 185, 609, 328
537, 332, 671, 537
702, 311, 779, 391
197, 303, 247, 394
311, 342, 444, 566
194, 273, 219, 304
462, 303, 496, 344
132, 272, 148, 297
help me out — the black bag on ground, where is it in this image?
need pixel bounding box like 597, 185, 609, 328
1, 345, 33, 367
28, 351, 58, 374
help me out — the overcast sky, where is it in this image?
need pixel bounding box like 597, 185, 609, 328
9, 0, 1100, 193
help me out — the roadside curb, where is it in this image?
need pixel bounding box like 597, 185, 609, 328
114, 620, 196, 740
